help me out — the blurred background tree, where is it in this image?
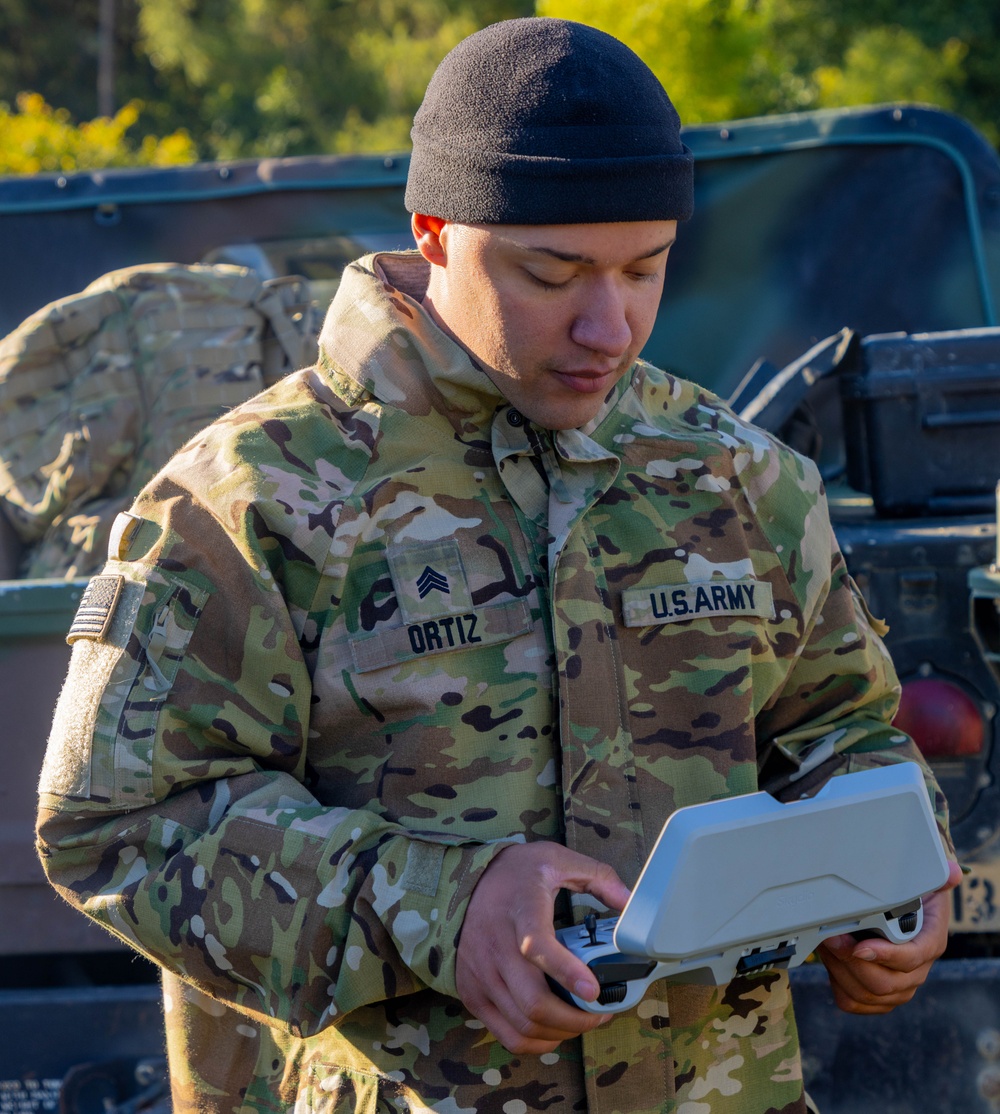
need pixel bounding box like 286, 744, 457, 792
132, 0, 533, 157
0, 0, 996, 172
0, 0, 531, 168
538, 0, 997, 144
0, 91, 194, 173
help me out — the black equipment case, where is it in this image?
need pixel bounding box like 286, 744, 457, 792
841, 328, 1000, 516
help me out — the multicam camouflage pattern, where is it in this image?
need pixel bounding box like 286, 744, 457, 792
0, 263, 319, 579
37, 252, 952, 1114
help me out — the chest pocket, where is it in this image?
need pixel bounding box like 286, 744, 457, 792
346, 505, 538, 674
614, 564, 802, 769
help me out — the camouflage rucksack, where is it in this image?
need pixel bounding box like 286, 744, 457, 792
0, 263, 320, 579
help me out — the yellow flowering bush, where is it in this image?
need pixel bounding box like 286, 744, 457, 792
0, 92, 196, 175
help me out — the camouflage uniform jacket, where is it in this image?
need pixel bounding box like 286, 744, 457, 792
37, 252, 951, 1114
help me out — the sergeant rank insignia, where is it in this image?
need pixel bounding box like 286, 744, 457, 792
387, 541, 473, 622
416, 566, 450, 598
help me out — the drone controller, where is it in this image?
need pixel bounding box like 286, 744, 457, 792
550, 763, 948, 1014
553, 900, 923, 1013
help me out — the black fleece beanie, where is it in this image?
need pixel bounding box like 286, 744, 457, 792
405, 17, 694, 225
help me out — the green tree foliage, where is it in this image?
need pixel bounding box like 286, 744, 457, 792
0, 0, 531, 165
790, 0, 996, 141
0, 0, 167, 122
537, 0, 999, 144
813, 27, 966, 112
537, 0, 788, 124
0, 0, 996, 167
0, 92, 195, 174
133, 0, 531, 158
0, 0, 106, 120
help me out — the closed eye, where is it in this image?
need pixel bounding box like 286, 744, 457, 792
524, 268, 574, 290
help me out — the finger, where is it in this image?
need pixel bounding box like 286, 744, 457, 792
921, 884, 956, 935
456, 909, 605, 1038
466, 994, 572, 1055
462, 954, 605, 1052
818, 934, 919, 975
818, 933, 930, 982
496, 930, 610, 1027
455, 841, 633, 1048
827, 985, 903, 1016
820, 954, 924, 1012
856, 888, 952, 970
524, 847, 631, 915
817, 861, 960, 1015
842, 937, 931, 973
939, 860, 963, 892
480, 845, 631, 998
503, 961, 610, 1036
470, 993, 582, 1049
826, 970, 926, 1013
516, 916, 604, 1004
822, 880, 955, 971
817, 940, 933, 1010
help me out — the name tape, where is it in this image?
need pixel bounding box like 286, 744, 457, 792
349, 598, 532, 673
622, 579, 774, 628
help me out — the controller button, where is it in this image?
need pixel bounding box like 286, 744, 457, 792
898, 910, 919, 934
597, 983, 628, 1005
736, 943, 797, 975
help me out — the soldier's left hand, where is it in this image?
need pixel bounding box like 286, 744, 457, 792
817, 859, 962, 1014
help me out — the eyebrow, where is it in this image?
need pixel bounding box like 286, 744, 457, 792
508, 237, 677, 265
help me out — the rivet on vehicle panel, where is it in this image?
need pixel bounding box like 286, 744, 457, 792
978, 1028, 1000, 1060
977, 1064, 1000, 1104
94, 203, 120, 227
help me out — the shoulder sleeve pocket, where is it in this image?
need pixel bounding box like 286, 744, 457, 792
106, 575, 211, 806
43, 570, 211, 808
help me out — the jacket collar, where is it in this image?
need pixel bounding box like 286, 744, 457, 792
317, 251, 505, 430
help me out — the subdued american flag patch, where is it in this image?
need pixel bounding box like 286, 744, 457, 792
67, 574, 125, 644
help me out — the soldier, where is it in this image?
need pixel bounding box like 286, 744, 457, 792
37, 17, 959, 1114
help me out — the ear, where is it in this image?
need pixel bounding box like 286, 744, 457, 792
411, 213, 448, 266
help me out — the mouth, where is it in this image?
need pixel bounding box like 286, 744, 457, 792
551, 367, 621, 395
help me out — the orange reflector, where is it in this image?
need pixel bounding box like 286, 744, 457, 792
893, 678, 985, 758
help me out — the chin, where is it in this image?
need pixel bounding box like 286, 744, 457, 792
534, 409, 601, 431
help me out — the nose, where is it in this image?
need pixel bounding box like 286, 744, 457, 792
570, 278, 632, 359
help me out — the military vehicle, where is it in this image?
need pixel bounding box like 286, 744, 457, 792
3, 103, 1000, 1113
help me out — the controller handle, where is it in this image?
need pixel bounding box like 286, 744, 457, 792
549, 898, 926, 1014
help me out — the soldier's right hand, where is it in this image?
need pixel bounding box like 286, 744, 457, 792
455, 841, 631, 1054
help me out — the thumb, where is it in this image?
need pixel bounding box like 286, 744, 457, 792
819, 933, 857, 959
939, 859, 963, 893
